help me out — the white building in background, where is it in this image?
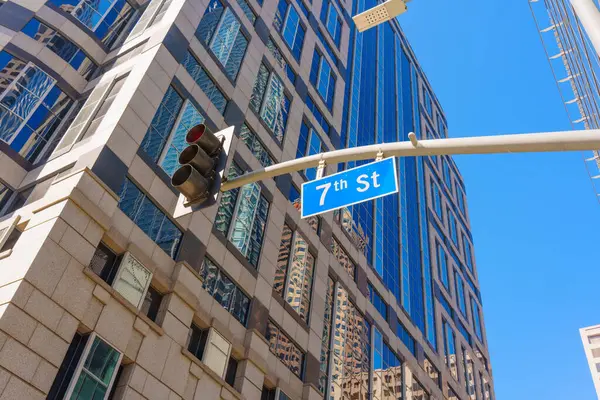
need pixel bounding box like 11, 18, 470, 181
580, 324, 600, 398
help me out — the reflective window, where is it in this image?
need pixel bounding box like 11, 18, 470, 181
266, 321, 304, 377
318, 277, 335, 394
196, 0, 249, 80
182, 51, 227, 114
320, 0, 342, 47
368, 283, 387, 321
448, 386, 460, 400
443, 158, 453, 190
50, 0, 135, 48
239, 123, 273, 167
448, 209, 458, 246
188, 324, 209, 360
22, 19, 97, 79
396, 319, 416, 356
462, 347, 476, 399
273, 0, 305, 60
471, 297, 483, 342
423, 86, 432, 115
266, 38, 296, 84
128, 0, 172, 38
372, 327, 402, 400
431, 181, 442, 218
463, 234, 474, 273
410, 375, 430, 400
296, 121, 324, 180
0, 51, 74, 162
117, 178, 182, 258
305, 95, 330, 135
215, 163, 269, 267
443, 319, 458, 381
199, 257, 251, 325
438, 292, 454, 317
288, 185, 320, 233
274, 224, 315, 322
0, 182, 13, 216
249, 63, 290, 142
482, 374, 492, 400
423, 355, 440, 388
315, 28, 338, 64
236, 0, 256, 23
329, 285, 370, 400
437, 243, 450, 290
331, 236, 355, 279
457, 318, 472, 345
457, 185, 466, 214
309, 50, 336, 110
455, 270, 467, 316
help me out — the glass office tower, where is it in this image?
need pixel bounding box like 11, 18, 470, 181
0, 0, 494, 398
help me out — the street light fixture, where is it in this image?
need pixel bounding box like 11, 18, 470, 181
352, 0, 408, 32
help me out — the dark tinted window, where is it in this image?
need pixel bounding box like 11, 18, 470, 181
141, 286, 163, 322
89, 242, 120, 284
188, 324, 209, 360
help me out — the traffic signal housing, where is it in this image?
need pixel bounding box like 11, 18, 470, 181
171, 124, 234, 207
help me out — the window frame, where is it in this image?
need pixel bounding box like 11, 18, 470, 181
276, 0, 306, 60
63, 332, 123, 400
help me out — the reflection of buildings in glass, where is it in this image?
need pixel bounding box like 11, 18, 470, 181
372, 365, 402, 400
336, 207, 368, 253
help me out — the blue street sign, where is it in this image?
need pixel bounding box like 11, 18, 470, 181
301, 157, 398, 218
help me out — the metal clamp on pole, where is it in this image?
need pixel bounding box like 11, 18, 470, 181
376, 150, 384, 160
408, 132, 418, 147
316, 159, 327, 179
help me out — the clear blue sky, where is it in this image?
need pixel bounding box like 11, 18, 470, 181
399, 1, 600, 399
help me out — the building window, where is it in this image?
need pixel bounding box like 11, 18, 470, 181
457, 185, 466, 214
423, 355, 441, 388
443, 320, 458, 381
273, 0, 305, 60
320, 0, 342, 47
315, 28, 338, 64
50, 0, 135, 48
22, 19, 97, 79
437, 243, 450, 290
455, 270, 467, 316
139, 86, 207, 177
448, 209, 458, 246
423, 87, 432, 115
188, 324, 209, 360
396, 319, 416, 355
443, 158, 453, 190
214, 163, 269, 268
0, 182, 13, 217
372, 327, 402, 400
410, 376, 430, 400
0, 51, 75, 162
199, 257, 251, 325
141, 285, 163, 322
589, 335, 600, 345
462, 347, 476, 399
296, 121, 324, 180
289, 185, 320, 234
266, 38, 296, 84
438, 292, 454, 318
182, 51, 228, 114
463, 235, 474, 273
274, 224, 315, 322
224, 356, 238, 386
309, 50, 336, 110
127, 0, 173, 38
329, 285, 370, 400
249, 63, 291, 142
330, 236, 355, 279
431, 181, 442, 218
266, 321, 304, 377
457, 318, 472, 345
305, 95, 330, 135
448, 386, 460, 400
239, 123, 274, 167
471, 297, 483, 342
118, 178, 183, 259
318, 277, 335, 394
236, 0, 256, 23
48, 332, 122, 400
368, 283, 387, 321
196, 0, 249, 80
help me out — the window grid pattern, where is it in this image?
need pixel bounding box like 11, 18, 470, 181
214, 163, 269, 268
266, 321, 304, 377
273, 0, 305, 60
182, 51, 227, 114
431, 181, 442, 218
437, 243, 449, 290
249, 63, 290, 142
463, 234, 474, 273
423, 356, 440, 389
372, 327, 402, 400
117, 178, 182, 258
320, 0, 342, 47
330, 237, 356, 279
455, 270, 467, 317
199, 257, 251, 325
396, 319, 416, 355
0, 51, 74, 162
196, 0, 249, 80
448, 209, 458, 246
274, 224, 315, 322
368, 283, 387, 321
239, 123, 273, 167
22, 19, 97, 79
443, 320, 458, 381
310, 50, 336, 110
50, 0, 135, 48
318, 277, 335, 394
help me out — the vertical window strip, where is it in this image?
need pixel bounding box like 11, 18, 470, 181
455, 270, 467, 316
432, 181, 442, 217
368, 283, 387, 320
443, 320, 458, 381
437, 243, 449, 289
266, 321, 304, 377
182, 51, 228, 114
318, 277, 335, 394
199, 257, 251, 325
266, 38, 297, 84
249, 63, 290, 142
331, 237, 355, 279
463, 235, 473, 273
448, 210, 458, 246
239, 123, 273, 167
117, 178, 183, 258
471, 297, 483, 342
396, 319, 416, 355
236, 0, 256, 23
196, 0, 248, 80
274, 224, 315, 322
310, 49, 336, 110
274, 0, 305, 60
214, 163, 269, 267
372, 327, 402, 399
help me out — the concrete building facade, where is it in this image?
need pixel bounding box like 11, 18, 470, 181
0, 0, 494, 399
580, 324, 600, 398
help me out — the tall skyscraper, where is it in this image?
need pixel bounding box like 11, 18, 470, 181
0, 0, 494, 399
580, 324, 600, 398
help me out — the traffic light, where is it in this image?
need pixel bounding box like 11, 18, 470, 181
171, 124, 233, 207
